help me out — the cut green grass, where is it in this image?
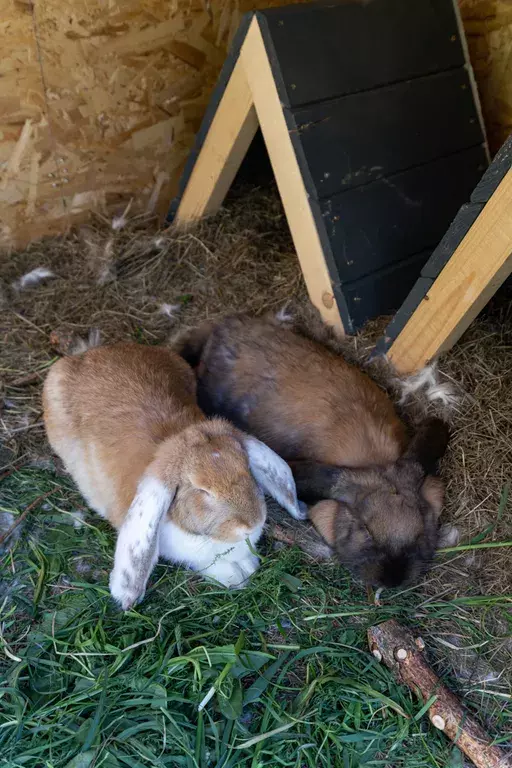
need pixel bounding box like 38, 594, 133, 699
1, 469, 511, 768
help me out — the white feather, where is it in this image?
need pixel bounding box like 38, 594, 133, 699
438, 524, 460, 549
111, 199, 133, 231
69, 328, 102, 356
13, 267, 55, 291
159, 303, 182, 320
71, 510, 86, 529
275, 306, 293, 323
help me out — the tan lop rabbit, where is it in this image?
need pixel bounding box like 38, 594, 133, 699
43, 343, 305, 609
174, 315, 450, 589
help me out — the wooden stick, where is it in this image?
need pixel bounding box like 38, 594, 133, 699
9, 371, 43, 387
266, 505, 333, 560
367, 620, 511, 768
0, 490, 54, 546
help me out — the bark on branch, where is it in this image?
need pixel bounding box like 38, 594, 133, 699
367, 620, 511, 768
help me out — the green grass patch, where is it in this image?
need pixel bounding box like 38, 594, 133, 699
1, 470, 510, 767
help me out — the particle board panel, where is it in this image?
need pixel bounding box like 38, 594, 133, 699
0, 0, 309, 252
459, 0, 512, 154
0, 0, 62, 251
2, 0, 508, 252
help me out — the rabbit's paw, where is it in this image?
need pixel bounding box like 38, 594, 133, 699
203, 556, 259, 589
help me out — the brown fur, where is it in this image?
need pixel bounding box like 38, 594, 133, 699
175, 315, 407, 466
43, 343, 264, 536
174, 315, 451, 587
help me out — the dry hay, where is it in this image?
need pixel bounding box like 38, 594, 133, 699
0, 185, 511, 704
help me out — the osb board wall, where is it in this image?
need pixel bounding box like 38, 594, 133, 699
459, 0, 512, 153
0, 0, 511, 252
0, 0, 309, 252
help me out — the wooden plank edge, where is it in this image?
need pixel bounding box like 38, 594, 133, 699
166, 12, 254, 223
173, 53, 257, 225
244, 15, 345, 332
451, 0, 490, 164
373, 134, 511, 358
471, 133, 512, 203
385, 165, 512, 373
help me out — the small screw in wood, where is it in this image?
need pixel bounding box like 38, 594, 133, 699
395, 648, 408, 661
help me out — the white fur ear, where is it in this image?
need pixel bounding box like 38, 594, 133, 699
109, 476, 175, 610
243, 436, 306, 520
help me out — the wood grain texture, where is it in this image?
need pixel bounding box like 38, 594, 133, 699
240, 17, 344, 331
388, 165, 512, 373
0, 0, 309, 252
459, 0, 512, 154
1, 0, 510, 250
368, 621, 510, 768
174, 55, 258, 223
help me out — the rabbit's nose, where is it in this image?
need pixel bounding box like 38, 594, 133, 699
378, 553, 410, 588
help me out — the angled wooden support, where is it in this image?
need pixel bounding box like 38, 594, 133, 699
170, 1, 487, 335
175, 57, 258, 222
174, 17, 342, 331
387, 163, 512, 374
239, 20, 342, 331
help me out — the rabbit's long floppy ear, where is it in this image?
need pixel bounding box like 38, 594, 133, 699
289, 460, 359, 505
242, 436, 306, 520
109, 475, 176, 610
402, 418, 450, 475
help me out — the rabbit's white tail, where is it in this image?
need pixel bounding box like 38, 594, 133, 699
69, 328, 102, 356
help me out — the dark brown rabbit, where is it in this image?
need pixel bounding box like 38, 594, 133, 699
173, 315, 450, 588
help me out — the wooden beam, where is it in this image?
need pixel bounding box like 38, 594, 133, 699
239, 18, 343, 331
174, 55, 258, 224
388, 166, 512, 373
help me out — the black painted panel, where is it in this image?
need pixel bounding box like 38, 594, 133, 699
289, 69, 483, 199
259, 0, 464, 108
322, 146, 487, 282
372, 276, 433, 354
343, 251, 432, 329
